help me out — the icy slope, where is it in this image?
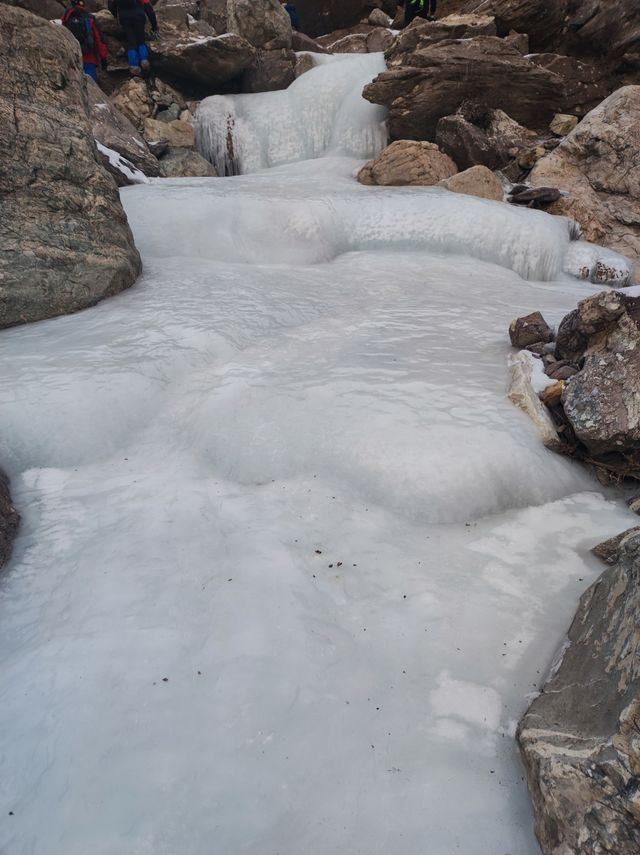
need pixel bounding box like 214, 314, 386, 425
0, 157, 635, 855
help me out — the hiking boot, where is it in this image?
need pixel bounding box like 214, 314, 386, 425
129, 65, 142, 77
140, 59, 151, 74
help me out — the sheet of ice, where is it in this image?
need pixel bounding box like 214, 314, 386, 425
195, 53, 388, 174
0, 57, 636, 855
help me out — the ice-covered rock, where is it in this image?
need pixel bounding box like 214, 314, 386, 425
0, 4, 140, 328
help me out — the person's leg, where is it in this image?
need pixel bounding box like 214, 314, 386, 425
404, 2, 417, 26
122, 19, 141, 70
429, 0, 437, 16
83, 62, 98, 81
133, 15, 150, 70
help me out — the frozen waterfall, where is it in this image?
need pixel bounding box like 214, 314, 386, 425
0, 46, 636, 855
195, 53, 388, 174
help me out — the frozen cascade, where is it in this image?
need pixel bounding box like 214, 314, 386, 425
0, 56, 636, 855
195, 53, 388, 174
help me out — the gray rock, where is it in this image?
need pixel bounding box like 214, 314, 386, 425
517, 528, 640, 855
159, 146, 218, 177
241, 48, 297, 92
0, 0, 65, 19
227, 0, 292, 49
0, 469, 19, 570
86, 77, 160, 177
0, 5, 140, 329
560, 290, 640, 456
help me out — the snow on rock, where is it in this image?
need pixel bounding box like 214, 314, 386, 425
96, 142, 150, 186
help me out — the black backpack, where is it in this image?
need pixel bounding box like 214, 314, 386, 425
66, 11, 95, 52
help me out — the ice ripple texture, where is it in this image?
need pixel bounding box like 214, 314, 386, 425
0, 56, 635, 855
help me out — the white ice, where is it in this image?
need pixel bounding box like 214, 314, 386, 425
96, 141, 149, 185
0, 54, 635, 855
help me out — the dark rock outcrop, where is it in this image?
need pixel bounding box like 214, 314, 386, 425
363, 36, 563, 140
0, 5, 140, 329
0, 469, 19, 570
509, 311, 553, 348
241, 48, 297, 92
518, 528, 640, 855
435, 108, 534, 170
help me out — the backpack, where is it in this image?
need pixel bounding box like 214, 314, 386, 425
66, 12, 95, 52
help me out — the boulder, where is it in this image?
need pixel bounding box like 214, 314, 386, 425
368, 8, 391, 28
435, 109, 534, 171
293, 0, 373, 38
110, 77, 155, 130
529, 86, 640, 269
159, 147, 218, 177
564, 0, 640, 62
555, 290, 640, 456
0, 5, 140, 328
438, 165, 504, 200
241, 48, 297, 92
227, 0, 292, 49
327, 32, 368, 53
143, 117, 195, 148
517, 528, 640, 855
365, 27, 394, 53
529, 53, 610, 118
291, 31, 327, 53
357, 140, 457, 186
509, 311, 554, 348
0, 469, 19, 570
363, 36, 563, 141
87, 78, 160, 177
199, 0, 227, 32
0, 0, 65, 19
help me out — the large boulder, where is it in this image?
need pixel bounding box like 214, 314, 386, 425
363, 36, 564, 140
384, 13, 498, 65
0, 469, 19, 570
517, 528, 640, 855
86, 78, 161, 177
461, 0, 568, 51
435, 108, 535, 170
555, 290, 640, 457
293, 0, 372, 38
565, 0, 640, 62
0, 0, 65, 19
529, 86, 640, 269
0, 5, 140, 329
528, 53, 609, 118
227, 0, 292, 48
358, 140, 457, 186
241, 48, 297, 92
158, 147, 218, 177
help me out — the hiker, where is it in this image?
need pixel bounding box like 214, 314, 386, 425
397, 0, 438, 26
108, 0, 159, 77
61, 0, 108, 82
281, 1, 300, 31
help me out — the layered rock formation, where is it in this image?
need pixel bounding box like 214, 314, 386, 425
358, 140, 457, 186
0, 5, 140, 328
518, 528, 640, 855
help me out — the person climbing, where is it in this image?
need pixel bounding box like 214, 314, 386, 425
108, 0, 158, 77
61, 0, 109, 82
397, 0, 438, 26
281, 1, 300, 31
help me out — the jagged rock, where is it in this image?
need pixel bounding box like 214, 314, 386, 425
529, 86, 640, 269
365, 27, 394, 53
363, 36, 563, 141
143, 117, 195, 148
550, 113, 578, 136
529, 53, 609, 118
384, 13, 498, 66
509, 311, 553, 348
291, 31, 327, 53
517, 528, 640, 855
462, 0, 568, 51
358, 140, 457, 186
227, 0, 291, 49
0, 5, 140, 328
0, 469, 19, 570
241, 47, 297, 92
557, 290, 640, 456
199, 0, 226, 31
87, 78, 160, 177
156, 103, 182, 123
565, 0, 640, 61
110, 77, 155, 130
435, 109, 534, 171
437, 165, 503, 200
592, 526, 640, 564
368, 8, 391, 27
159, 147, 218, 177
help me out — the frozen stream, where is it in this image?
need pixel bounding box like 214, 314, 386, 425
0, 57, 635, 855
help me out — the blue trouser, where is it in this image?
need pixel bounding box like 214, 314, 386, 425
120, 8, 149, 69
83, 62, 98, 81
127, 43, 149, 68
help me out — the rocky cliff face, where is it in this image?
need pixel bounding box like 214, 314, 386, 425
518, 528, 640, 855
0, 5, 141, 328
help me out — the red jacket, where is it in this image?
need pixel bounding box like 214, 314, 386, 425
61, 7, 108, 66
